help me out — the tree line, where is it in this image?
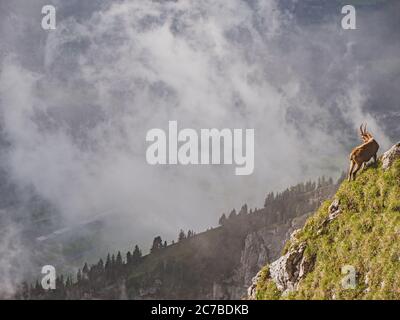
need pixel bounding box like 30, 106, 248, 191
17, 228, 198, 299
18, 175, 339, 299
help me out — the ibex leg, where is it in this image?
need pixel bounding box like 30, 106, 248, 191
352, 162, 361, 180
348, 160, 355, 181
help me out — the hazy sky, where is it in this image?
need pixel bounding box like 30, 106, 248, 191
0, 0, 399, 296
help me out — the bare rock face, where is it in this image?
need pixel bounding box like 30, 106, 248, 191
328, 199, 341, 219
240, 232, 270, 286
268, 242, 314, 294
289, 229, 301, 242
317, 199, 341, 235
247, 269, 264, 299
326, 198, 341, 221
382, 142, 400, 170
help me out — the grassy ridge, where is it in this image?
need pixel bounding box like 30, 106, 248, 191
256, 160, 400, 299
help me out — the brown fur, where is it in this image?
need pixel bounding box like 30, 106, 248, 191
348, 124, 379, 181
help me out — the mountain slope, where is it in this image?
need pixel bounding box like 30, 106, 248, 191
21, 178, 338, 300
251, 145, 400, 300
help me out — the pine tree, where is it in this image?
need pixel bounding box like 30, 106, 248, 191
264, 192, 274, 208
178, 229, 186, 242
132, 245, 142, 264
116, 251, 123, 266
218, 213, 227, 226
239, 204, 248, 215
58, 275, 65, 290
111, 254, 116, 267
105, 253, 111, 271
126, 251, 132, 265
98, 258, 104, 271
77, 269, 82, 283
151, 236, 163, 253
21, 281, 29, 300
66, 276, 72, 288
82, 263, 89, 280
34, 280, 41, 293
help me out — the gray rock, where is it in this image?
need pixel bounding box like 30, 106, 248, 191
289, 229, 301, 242
327, 198, 341, 222
317, 199, 341, 234
268, 242, 313, 293
247, 269, 264, 300
382, 142, 400, 170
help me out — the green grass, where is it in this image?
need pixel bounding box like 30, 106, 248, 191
255, 266, 281, 300
256, 160, 400, 300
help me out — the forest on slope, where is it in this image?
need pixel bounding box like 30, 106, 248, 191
18, 177, 340, 299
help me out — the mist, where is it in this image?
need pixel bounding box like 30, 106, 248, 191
0, 0, 399, 297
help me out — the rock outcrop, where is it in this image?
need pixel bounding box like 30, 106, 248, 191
382, 142, 400, 170
318, 198, 341, 234
268, 242, 313, 294
247, 269, 264, 299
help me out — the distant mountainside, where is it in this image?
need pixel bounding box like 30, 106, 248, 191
20, 176, 340, 299
250, 143, 400, 300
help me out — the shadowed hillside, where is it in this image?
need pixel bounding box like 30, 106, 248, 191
19, 177, 339, 299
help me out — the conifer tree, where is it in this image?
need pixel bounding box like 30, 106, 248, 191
105, 253, 111, 271
228, 209, 237, 219
77, 269, 82, 283
218, 213, 227, 226
111, 254, 116, 267
116, 251, 123, 266
178, 229, 186, 242
151, 236, 163, 253
132, 245, 142, 264
126, 251, 132, 265
98, 258, 104, 271
82, 263, 89, 280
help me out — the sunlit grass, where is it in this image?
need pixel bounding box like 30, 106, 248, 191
256, 160, 400, 300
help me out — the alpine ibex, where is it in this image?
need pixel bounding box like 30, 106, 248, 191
348, 123, 379, 181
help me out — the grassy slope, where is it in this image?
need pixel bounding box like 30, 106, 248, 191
256, 160, 400, 300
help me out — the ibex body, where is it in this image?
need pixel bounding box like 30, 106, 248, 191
348, 124, 379, 181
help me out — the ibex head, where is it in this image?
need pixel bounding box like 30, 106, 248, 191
359, 123, 373, 142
